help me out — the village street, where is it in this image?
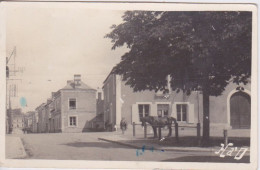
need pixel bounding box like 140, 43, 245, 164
6, 131, 249, 162
7, 132, 207, 161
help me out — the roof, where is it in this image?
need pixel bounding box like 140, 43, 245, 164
103, 68, 116, 85
11, 108, 21, 114
35, 103, 46, 111
61, 80, 96, 91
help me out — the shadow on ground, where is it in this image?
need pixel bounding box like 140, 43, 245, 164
162, 155, 250, 163
61, 141, 133, 149
122, 136, 250, 147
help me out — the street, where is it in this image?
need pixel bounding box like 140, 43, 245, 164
8, 132, 215, 161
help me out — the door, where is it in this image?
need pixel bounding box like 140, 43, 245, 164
230, 91, 251, 129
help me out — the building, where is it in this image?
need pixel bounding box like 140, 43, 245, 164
32, 111, 39, 133
36, 74, 97, 133
89, 91, 104, 130
24, 111, 35, 133
9, 108, 25, 134
102, 72, 251, 130
36, 103, 46, 133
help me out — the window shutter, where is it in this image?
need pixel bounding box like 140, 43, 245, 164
172, 103, 177, 118
132, 104, 139, 123
188, 104, 195, 123
150, 104, 157, 116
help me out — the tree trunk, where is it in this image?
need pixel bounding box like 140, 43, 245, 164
202, 88, 210, 146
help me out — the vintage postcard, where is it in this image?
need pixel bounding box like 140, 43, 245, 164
0, 1, 258, 170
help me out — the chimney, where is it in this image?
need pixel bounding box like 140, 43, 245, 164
51, 92, 55, 98
74, 74, 81, 86
98, 92, 102, 100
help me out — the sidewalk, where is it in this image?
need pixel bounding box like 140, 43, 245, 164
98, 127, 250, 153
98, 134, 217, 152
6, 135, 27, 159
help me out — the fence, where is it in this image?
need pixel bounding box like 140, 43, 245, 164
132, 122, 201, 143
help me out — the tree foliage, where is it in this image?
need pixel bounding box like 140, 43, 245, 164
105, 11, 252, 96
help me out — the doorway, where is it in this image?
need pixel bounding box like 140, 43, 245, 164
230, 91, 251, 129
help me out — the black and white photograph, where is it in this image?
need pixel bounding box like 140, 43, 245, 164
0, 1, 257, 170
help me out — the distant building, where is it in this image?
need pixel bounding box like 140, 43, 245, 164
10, 108, 25, 134
102, 72, 251, 130
6, 109, 11, 134
32, 110, 38, 133
36, 103, 46, 133
89, 91, 104, 130
35, 74, 97, 133
24, 111, 35, 133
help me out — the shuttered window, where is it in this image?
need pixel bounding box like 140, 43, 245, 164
177, 104, 187, 122
138, 104, 150, 120
157, 104, 169, 117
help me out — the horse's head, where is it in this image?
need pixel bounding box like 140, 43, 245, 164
167, 117, 177, 124
140, 117, 146, 127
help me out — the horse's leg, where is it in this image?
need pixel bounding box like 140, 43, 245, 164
167, 124, 172, 137
153, 126, 157, 138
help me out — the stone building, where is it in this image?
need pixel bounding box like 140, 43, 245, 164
24, 111, 34, 133
89, 91, 104, 130
10, 108, 25, 134
36, 75, 97, 133
102, 72, 251, 130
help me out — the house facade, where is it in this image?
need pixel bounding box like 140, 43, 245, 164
32, 111, 38, 133
10, 108, 25, 134
103, 73, 251, 130
24, 111, 34, 133
90, 92, 104, 130
35, 74, 97, 133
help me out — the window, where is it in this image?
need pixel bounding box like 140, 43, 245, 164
157, 104, 169, 117
177, 104, 187, 122
69, 116, 77, 126
69, 98, 76, 110
138, 104, 150, 120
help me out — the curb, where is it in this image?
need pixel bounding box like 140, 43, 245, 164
98, 138, 140, 149
98, 137, 215, 152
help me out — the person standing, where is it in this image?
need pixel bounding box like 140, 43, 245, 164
120, 118, 127, 134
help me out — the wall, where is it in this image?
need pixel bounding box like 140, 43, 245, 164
209, 82, 251, 128
61, 89, 97, 132
119, 78, 251, 129
103, 74, 117, 126
12, 115, 24, 129
120, 79, 202, 125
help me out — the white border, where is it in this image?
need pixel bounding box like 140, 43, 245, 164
0, 2, 257, 170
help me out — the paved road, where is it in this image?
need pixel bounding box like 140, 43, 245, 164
17, 132, 214, 161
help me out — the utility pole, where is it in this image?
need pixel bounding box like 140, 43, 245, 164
6, 47, 24, 134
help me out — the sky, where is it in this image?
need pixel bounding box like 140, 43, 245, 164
6, 3, 128, 112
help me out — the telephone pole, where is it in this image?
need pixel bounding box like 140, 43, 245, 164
6, 47, 24, 134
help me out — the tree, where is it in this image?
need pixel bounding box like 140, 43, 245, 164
105, 11, 252, 145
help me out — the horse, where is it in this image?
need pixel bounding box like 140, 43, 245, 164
140, 116, 177, 138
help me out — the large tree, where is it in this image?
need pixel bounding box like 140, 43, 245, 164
106, 11, 252, 145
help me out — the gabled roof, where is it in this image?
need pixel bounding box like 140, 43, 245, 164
61, 80, 96, 91
103, 68, 115, 85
